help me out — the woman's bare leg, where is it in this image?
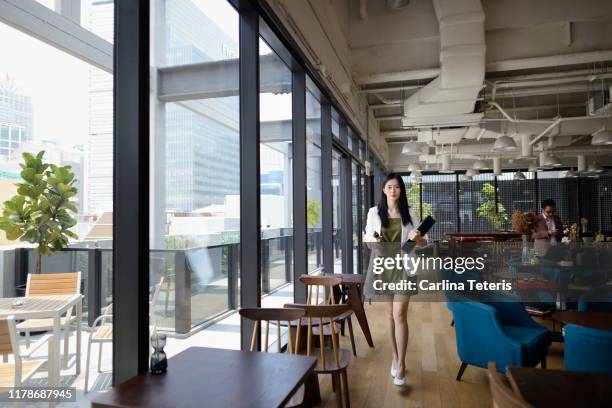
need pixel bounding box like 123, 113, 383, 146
386, 298, 398, 368
393, 299, 410, 378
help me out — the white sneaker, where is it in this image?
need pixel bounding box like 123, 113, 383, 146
390, 361, 397, 378
393, 375, 406, 386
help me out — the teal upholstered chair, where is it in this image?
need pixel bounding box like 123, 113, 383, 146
447, 291, 551, 380
564, 324, 612, 375
577, 285, 612, 313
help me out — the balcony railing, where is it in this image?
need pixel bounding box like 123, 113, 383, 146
13, 230, 323, 335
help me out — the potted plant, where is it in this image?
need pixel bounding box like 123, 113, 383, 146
0, 151, 79, 275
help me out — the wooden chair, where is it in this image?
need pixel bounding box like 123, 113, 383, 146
16, 272, 81, 367
239, 307, 306, 407
85, 277, 165, 392
0, 316, 44, 387
487, 362, 534, 408
286, 303, 352, 408
299, 274, 357, 356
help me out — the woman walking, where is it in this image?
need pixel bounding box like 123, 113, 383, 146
363, 173, 428, 386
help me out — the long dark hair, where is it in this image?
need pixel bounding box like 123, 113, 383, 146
378, 173, 412, 227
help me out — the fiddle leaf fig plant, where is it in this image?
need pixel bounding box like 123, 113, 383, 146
0, 151, 79, 274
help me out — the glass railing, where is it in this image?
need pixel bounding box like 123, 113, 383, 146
9, 231, 325, 335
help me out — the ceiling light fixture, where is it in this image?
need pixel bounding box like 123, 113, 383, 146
543, 155, 562, 168
440, 154, 454, 173
513, 170, 526, 180
591, 130, 612, 146
473, 159, 489, 170
493, 135, 518, 151
565, 168, 578, 178
588, 163, 604, 173
401, 141, 421, 156
462, 174, 473, 181
465, 168, 479, 177
408, 163, 422, 172
528, 163, 539, 172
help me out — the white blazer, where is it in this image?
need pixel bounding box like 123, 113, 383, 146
363, 206, 422, 245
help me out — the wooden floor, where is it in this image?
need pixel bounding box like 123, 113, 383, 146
316, 301, 565, 408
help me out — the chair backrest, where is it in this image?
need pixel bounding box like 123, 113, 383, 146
285, 303, 350, 370
26, 272, 81, 297
239, 307, 305, 353
299, 274, 342, 305
0, 316, 17, 356
564, 324, 612, 375
487, 362, 533, 408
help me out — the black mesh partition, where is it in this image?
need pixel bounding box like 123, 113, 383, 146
458, 173, 498, 233
421, 174, 457, 241
497, 172, 537, 230
537, 171, 572, 225
579, 176, 600, 233
599, 174, 612, 233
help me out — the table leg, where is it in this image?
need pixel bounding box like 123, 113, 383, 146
347, 285, 374, 347
48, 316, 61, 387
76, 300, 82, 375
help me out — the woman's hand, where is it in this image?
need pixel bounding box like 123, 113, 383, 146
408, 230, 427, 246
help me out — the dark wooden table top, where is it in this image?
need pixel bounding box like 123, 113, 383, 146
507, 366, 612, 407
322, 273, 364, 285
552, 310, 612, 331
91, 347, 317, 408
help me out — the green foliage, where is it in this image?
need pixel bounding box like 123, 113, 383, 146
307, 200, 321, 227
0, 151, 79, 273
406, 182, 432, 219
476, 182, 508, 230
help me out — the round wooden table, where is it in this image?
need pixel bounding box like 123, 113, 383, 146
552, 310, 612, 331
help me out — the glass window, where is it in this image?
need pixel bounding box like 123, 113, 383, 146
259, 37, 293, 296
332, 150, 343, 273
352, 162, 359, 274
306, 88, 322, 273
150, 0, 240, 350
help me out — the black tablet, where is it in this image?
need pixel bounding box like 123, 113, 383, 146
417, 215, 436, 236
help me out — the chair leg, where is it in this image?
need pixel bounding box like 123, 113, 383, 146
63, 328, 70, 368
340, 320, 345, 336
98, 342, 103, 372
347, 317, 357, 356
333, 373, 342, 408
331, 371, 337, 393
85, 339, 93, 393
456, 362, 468, 381
341, 369, 350, 408
25, 331, 30, 348
541, 357, 547, 369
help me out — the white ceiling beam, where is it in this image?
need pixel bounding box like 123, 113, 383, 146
0, 0, 112, 73
487, 50, 612, 73
54, 0, 80, 24
354, 68, 440, 86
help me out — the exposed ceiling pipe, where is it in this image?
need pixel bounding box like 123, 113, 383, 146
359, 0, 367, 20
520, 133, 533, 157
530, 115, 612, 146
487, 83, 596, 100
359, 85, 423, 94
402, 0, 485, 125
386, 0, 411, 10
577, 155, 586, 172
493, 72, 612, 90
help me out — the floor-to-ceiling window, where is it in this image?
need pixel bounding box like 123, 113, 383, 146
352, 161, 359, 274
306, 85, 323, 273
149, 0, 241, 351
259, 37, 294, 297
332, 149, 343, 273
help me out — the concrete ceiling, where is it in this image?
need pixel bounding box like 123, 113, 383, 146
264, 0, 612, 173
346, 0, 612, 172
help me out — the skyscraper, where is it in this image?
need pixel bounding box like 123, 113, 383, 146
88, 0, 240, 214
87, 0, 114, 215
0, 77, 33, 159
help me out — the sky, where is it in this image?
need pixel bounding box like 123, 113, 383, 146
0, 0, 292, 149
0, 22, 91, 147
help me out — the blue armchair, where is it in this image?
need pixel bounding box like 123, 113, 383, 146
564, 324, 612, 374
577, 285, 612, 313
447, 291, 551, 380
